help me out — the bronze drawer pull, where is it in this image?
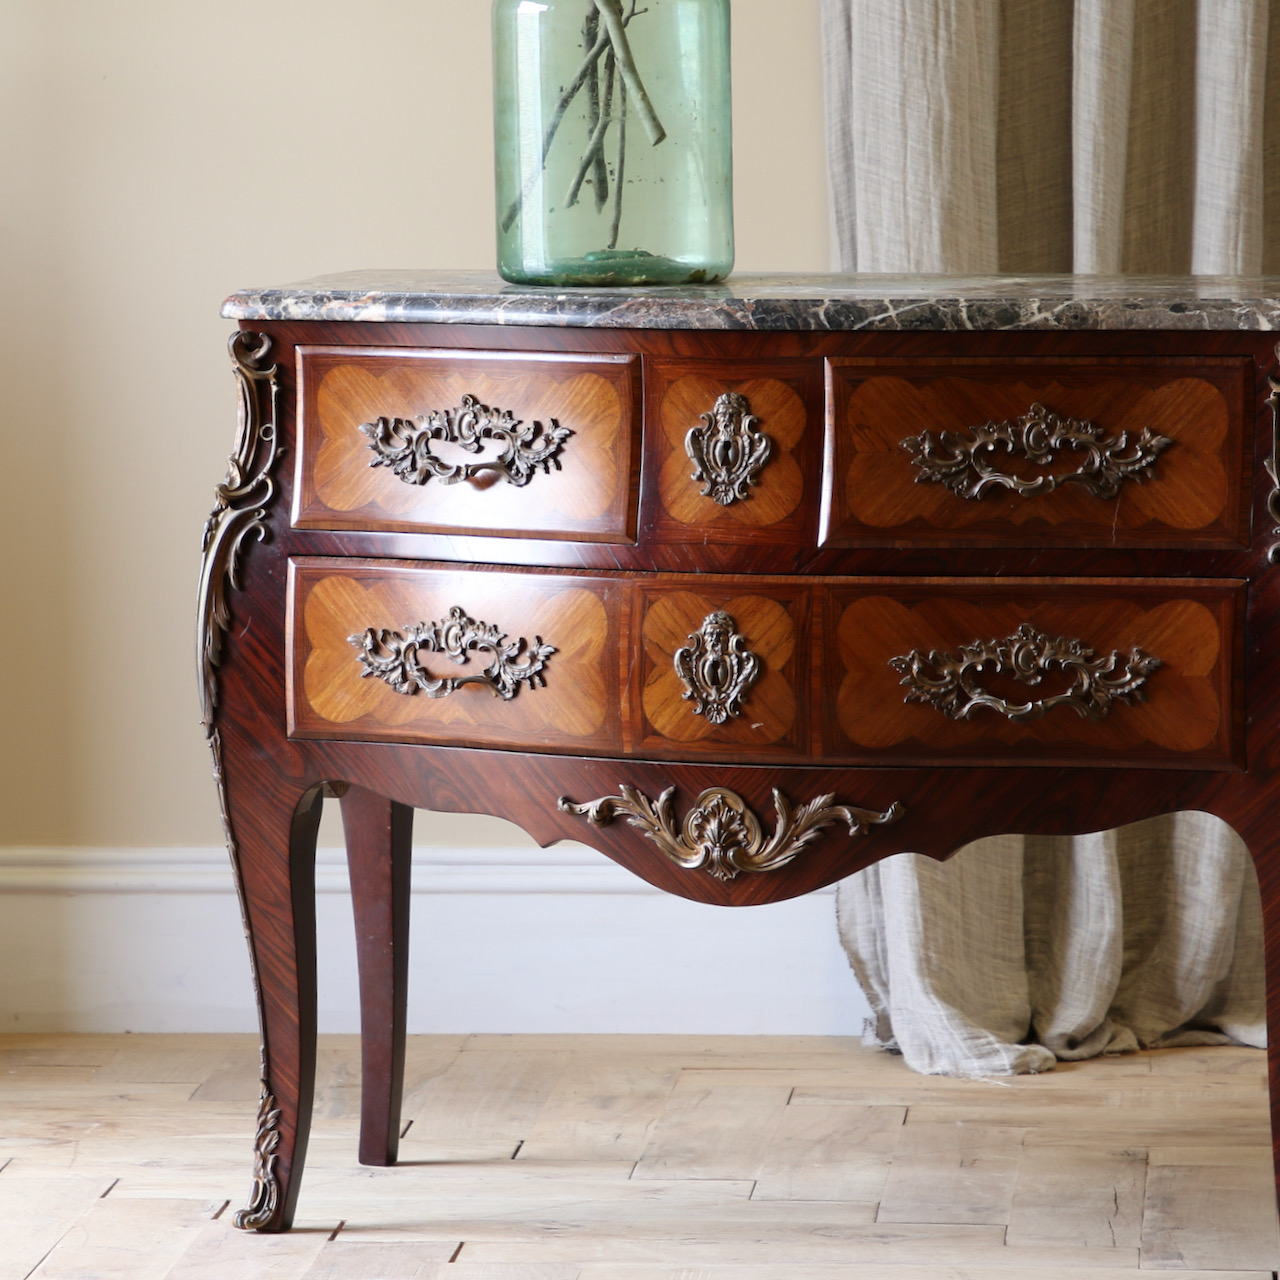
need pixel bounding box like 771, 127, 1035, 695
359, 393, 572, 487
686, 391, 772, 505
900, 403, 1172, 500
349, 606, 555, 699
674, 611, 760, 724
559, 785, 903, 881
890, 622, 1160, 723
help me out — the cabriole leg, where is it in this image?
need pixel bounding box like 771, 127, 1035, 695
217, 750, 322, 1233
340, 785, 414, 1166
1256, 843, 1280, 1233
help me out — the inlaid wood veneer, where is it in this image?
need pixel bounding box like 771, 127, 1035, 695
824, 578, 1242, 769
824, 356, 1252, 549
647, 359, 820, 545
635, 580, 808, 759
294, 347, 640, 542
288, 558, 624, 753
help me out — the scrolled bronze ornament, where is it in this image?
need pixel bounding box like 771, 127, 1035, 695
349, 606, 555, 700
685, 391, 772, 506
1265, 350, 1280, 563
360, 393, 572, 487
890, 622, 1161, 723
559, 785, 903, 882
900, 402, 1172, 501
232, 1080, 283, 1230
674, 611, 761, 724
197, 331, 281, 735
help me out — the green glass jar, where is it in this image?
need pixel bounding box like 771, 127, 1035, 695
492, 0, 733, 286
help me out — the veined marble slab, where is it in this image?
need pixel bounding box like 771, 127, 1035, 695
223, 270, 1280, 331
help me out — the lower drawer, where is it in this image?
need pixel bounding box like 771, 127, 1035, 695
287, 559, 627, 754
287, 559, 1243, 769
822, 579, 1243, 769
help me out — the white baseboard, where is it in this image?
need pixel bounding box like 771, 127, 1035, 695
0, 846, 869, 1037
0, 844, 680, 896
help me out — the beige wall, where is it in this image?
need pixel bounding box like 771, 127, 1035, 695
0, 1, 827, 848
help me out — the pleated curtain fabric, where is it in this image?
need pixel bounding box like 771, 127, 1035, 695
822, 0, 1280, 276
822, 0, 1278, 1074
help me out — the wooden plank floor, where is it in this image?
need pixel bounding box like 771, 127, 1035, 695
1, 1033, 1277, 1278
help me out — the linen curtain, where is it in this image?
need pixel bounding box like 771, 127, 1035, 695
821, 0, 1278, 1075
822, 0, 1280, 276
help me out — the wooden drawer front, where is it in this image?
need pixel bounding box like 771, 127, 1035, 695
823, 579, 1242, 768
633, 579, 811, 760
288, 559, 624, 752
647, 359, 820, 545
294, 347, 639, 542
824, 357, 1251, 548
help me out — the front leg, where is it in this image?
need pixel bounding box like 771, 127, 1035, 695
339, 784, 414, 1166
1252, 839, 1280, 1234
214, 736, 322, 1232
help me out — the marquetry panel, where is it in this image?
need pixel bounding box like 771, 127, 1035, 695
647, 359, 819, 544
633, 579, 809, 759
824, 357, 1251, 548
294, 347, 639, 542
823, 578, 1242, 768
287, 558, 624, 752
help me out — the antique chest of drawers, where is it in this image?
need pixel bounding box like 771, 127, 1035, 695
202, 272, 1280, 1231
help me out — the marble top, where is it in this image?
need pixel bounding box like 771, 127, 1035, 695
222, 270, 1280, 331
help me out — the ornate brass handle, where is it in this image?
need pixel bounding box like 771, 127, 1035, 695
900, 403, 1172, 500
673, 612, 760, 724
889, 622, 1160, 723
685, 391, 771, 505
559, 785, 903, 881
360, 393, 572, 487
349, 606, 555, 699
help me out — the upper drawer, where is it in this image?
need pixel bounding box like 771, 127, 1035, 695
293, 346, 640, 542
823, 356, 1252, 549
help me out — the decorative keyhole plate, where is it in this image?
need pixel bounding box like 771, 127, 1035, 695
673, 611, 760, 724
685, 392, 771, 505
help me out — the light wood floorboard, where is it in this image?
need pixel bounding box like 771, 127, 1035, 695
0, 1034, 1276, 1276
